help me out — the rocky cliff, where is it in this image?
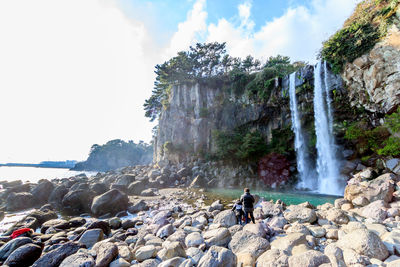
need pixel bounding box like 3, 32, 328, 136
154, 66, 343, 164
342, 22, 400, 115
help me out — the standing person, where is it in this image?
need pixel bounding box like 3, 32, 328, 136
240, 188, 255, 224
231, 199, 244, 225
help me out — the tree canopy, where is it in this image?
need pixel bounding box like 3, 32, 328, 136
73, 139, 153, 171
144, 42, 302, 122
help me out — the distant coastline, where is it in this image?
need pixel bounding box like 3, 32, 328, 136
0, 160, 77, 169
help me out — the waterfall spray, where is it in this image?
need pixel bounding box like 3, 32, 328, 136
313, 61, 341, 195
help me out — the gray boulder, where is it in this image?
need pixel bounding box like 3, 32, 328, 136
59, 252, 95, 267
213, 210, 237, 227
3, 243, 42, 267
91, 189, 129, 216
6, 192, 35, 211
31, 180, 54, 204
198, 245, 236, 267
288, 250, 330, 267
32, 242, 85, 267
0, 237, 33, 261
229, 231, 270, 259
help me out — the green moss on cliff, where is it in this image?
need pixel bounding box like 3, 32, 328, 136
321, 0, 399, 73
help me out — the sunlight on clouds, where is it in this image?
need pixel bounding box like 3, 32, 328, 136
0, 0, 157, 162
163, 0, 207, 59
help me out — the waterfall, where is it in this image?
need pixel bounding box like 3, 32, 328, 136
288, 72, 316, 190
313, 61, 341, 195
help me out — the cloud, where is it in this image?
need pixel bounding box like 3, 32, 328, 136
205, 0, 359, 62
0, 0, 158, 162
163, 0, 207, 59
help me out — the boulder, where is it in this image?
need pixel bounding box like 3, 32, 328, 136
203, 227, 231, 248
141, 188, 158, 196
78, 228, 104, 248
158, 241, 186, 261
91, 189, 129, 216
386, 158, 400, 175
156, 224, 174, 239
344, 173, 396, 203
186, 247, 204, 264
270, 233, 308, 252
243, 222, 267, 237
137, 259, 161, 267
109, 257, 130, 267
127, 181, 146, 195
324, 243, 345, 267
189, 175, 207, 188
27, 209, 58, 225
6, 192, 35, 211
382, 231, 400, 255
0, 237, 33, 261
90, 182, 108, 195
185, 232, 204, 248
268, 216, 287, 229
92, 241, 119, 267
256, 248, 289, 267
283, 205, 317, 223
326, 208, 349, 224
260, 201, 283, 217
31, 180, 54, 204
59, 252, 95, 267
3, 243, 42, 267
337, 228, 389, 260
32, 242, 85, 267
48, 185, 69, 207
62, 189, 92, 212
288, 250, 330, 267
128, 199, 149, 213
229, 230, 270, 259
135, 245, 157, 262
41, 219, 69, 233
197, 245, 237, 267
213, 210, 237, 227
362, 200, 388, 221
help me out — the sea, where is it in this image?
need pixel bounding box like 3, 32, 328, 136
0, 166, 97, 184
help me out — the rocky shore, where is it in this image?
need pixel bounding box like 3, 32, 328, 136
0, 160, 400, 266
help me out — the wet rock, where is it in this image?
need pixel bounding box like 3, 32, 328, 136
41, 219, 69, 234
0, 237, 33, 261
92, 241, 118, 267
288, 250, 330, 267
32, 241, 85, 267
69, 217, 87, 228
31, 180, 54, 204
3, 243, 42, 267
59, 251, 95, 267
28, 209, 58, 225
109, 217, 122, 229
90, 182, 108, 195
48, 185, 69, 207
91, 189, 129, 216
197, 245, 237, 267
6, 192, 35, 211
62, 189, 92, 213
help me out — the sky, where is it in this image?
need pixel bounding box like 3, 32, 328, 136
0, 0, 359, 163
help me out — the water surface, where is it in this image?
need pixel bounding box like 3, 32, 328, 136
208, 188, 339, 206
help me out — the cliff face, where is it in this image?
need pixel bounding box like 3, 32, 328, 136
154, 65, 343, 163
342, 22, 400, 115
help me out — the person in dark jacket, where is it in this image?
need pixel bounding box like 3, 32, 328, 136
240, 188, 255, 224
231, 199, 244, 225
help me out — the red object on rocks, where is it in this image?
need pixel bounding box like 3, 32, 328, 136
258, 153, 290, 187
10, 228, 32, 239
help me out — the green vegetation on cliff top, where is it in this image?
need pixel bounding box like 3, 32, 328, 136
321, 0, 399, 73
144, 42, 302, 122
